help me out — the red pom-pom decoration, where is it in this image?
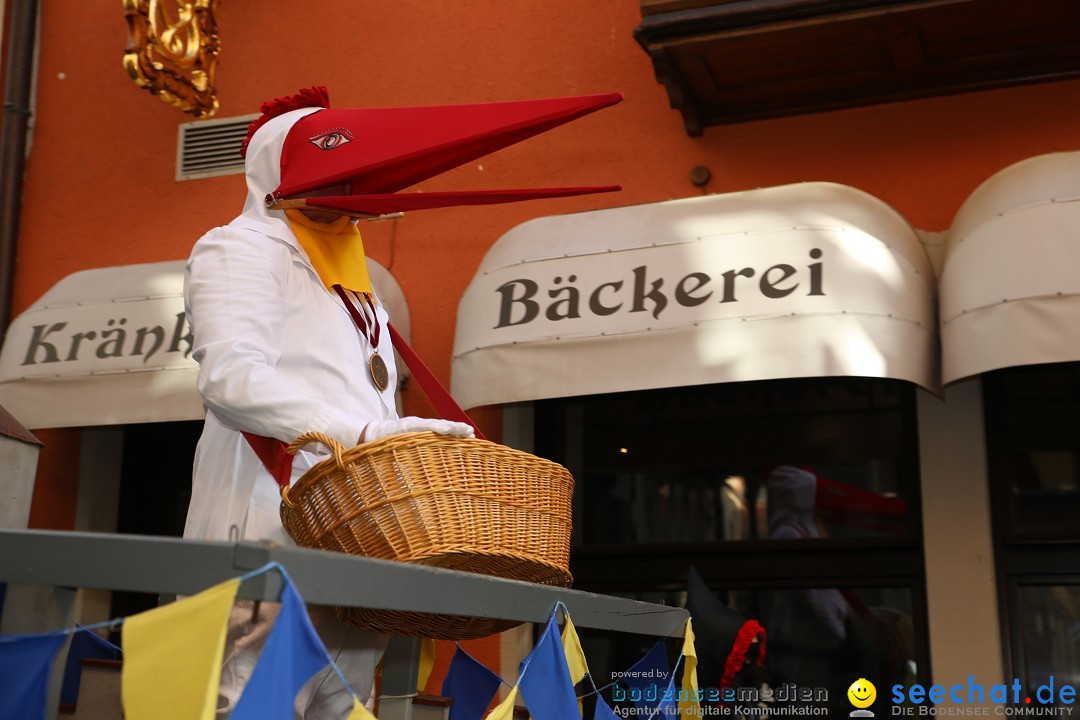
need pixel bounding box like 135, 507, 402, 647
239, 86, 331, 157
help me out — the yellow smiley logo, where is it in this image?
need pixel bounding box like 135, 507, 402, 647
848, 678, 877, 708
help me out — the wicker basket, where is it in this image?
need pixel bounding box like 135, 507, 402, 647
279, 431, 574, 639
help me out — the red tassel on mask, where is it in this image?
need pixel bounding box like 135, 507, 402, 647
240, 86, 331, 157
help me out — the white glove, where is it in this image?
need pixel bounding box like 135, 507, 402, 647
360, 416, 476, 443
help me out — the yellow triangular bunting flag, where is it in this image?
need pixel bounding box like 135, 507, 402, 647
121, 578, 240, 720
561, 615, 589, 684
561, 615, 589, 717
347, 695, 378, 719
678, 619, 700, 716
418, 637, 436, 691
486, 685, 520, 720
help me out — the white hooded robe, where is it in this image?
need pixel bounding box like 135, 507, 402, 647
184, 107, 399, 546
183, 107, 394, 715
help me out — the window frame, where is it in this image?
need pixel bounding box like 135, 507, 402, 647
983, 362, 1080, 683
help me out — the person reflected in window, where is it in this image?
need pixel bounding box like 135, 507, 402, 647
765, 466, 914, 715
766, 466, 859, 715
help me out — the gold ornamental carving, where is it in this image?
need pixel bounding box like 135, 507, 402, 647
123, 0, 221, 118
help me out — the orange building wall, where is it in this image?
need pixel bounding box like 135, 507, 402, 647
14, 0, 1080, 686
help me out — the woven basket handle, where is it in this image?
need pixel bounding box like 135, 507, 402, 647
281, 432, 350, 507
286, 431, 349, 472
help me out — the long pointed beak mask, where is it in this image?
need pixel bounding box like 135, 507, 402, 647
243, 87, 622, 217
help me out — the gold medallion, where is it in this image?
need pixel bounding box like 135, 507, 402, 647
369, 352, 389, 391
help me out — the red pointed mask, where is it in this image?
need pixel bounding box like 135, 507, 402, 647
245, 88, 622, 216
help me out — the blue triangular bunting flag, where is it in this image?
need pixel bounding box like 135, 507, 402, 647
594, 696, 620, 720
441, 645, 503, 720
0, 632, 67, 720
60, 626, 121, 706
619, 640, 670, 711
231, 579, 330, 720
650, 669, 679, 718
517, 613, 579, 720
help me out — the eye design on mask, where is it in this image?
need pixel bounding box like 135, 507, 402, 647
309, 128, 353, 151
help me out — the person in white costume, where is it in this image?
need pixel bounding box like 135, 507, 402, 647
183, 93, 473, 717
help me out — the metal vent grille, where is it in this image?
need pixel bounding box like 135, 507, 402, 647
176, 114, 257, 181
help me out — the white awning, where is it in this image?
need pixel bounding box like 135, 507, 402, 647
0, 259, 410, 429
452, 182, 937, 409
941, 151, 1080, 384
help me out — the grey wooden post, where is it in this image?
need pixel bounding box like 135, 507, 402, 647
378, 636, 423, 720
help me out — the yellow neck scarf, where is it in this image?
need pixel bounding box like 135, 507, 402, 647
284, 209, 373, 297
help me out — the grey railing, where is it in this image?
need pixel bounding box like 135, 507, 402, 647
0, 529, 689, 719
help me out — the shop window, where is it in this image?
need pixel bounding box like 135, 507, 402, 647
534, 377, 929, 699
984, 362, 1080, 688
536, 377, 920, 546
984, 362, 1080, 539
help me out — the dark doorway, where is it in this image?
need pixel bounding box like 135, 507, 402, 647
108, 420, 202, 623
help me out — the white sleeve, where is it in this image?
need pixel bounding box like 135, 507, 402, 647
185, 227, 368, 447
